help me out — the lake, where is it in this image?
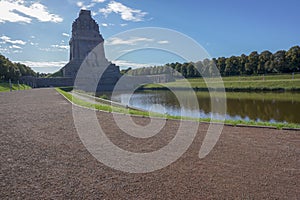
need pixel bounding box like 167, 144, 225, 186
110, 90, 300, 124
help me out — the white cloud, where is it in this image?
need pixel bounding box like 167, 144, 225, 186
0, 35, 26, 45
39, 44, 69, 52
9, 45, 22, 49
76, 1, 84, 7
62, 33, 70, 37
112, 60, 153, 69
39, 48, 53, 52
17, 61, 67, 68
120, 23, 127, 27
76, 1, 95, 9
0, 47, 9, 53
51, 44, 69, 50
92, 0, 106, 3
30, 42, 39, 46
101, 23, 114, 27
99, 1, 147, 22
106, 37, 154, 46
0, 0, 63, 23
0, 43, 22, 54
11, 50, 22, 53
158, 40, 169, 44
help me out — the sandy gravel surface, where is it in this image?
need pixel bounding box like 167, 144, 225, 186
0, 88, 299, 199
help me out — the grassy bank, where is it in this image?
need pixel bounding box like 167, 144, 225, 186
141, 74, 300, 91
56, 87, 163, 117
56, 87, 300, 129
0, 82, 31, 92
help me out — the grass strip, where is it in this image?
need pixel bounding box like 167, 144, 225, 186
142, 74, 300, 91
56, 87, 300, 130
0, 82, 31, 92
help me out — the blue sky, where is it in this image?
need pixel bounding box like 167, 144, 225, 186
0, 0, 299, 73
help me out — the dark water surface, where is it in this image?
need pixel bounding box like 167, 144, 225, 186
110, 90, 300, 124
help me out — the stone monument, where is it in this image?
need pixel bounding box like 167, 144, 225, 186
61, 10, 121, 91
20, 10, 172, 90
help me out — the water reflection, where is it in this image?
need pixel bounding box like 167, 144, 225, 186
110, 90, 300, 124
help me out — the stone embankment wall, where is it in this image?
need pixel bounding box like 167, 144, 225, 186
20, 76, 73, 88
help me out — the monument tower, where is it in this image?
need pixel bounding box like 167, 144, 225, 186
62, 10, 121, 91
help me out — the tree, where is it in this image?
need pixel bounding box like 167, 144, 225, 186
187, 63, 196, 77
194, 61, 204, 77
0, 54, 36, 81
273, 50, 287, 73
124, 45, 300, 78
225, 56, 240, 76
239, 54, 248, 75
245, 51, 259, 75
7, 65, 21, 81
216, 57, 226, 76
258, 51, 272, 74
286, 46, 300, 72
209, 59, 219, 77
180, 63, 188, 78
202, 59, 211, 77
175, 63, 182, 75
120, 67, 132, 75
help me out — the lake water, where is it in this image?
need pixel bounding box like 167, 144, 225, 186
110, 90, 300, 124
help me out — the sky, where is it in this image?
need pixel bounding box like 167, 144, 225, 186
0, 0, 299, 73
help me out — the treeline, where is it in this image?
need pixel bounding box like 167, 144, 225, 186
0, 54, 36, 81
126, 46, 300, 77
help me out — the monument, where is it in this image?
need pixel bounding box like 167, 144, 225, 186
61, 9, 121, 91
20, 10, 172, 89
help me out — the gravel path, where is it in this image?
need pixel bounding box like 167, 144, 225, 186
0, 88, 299, 199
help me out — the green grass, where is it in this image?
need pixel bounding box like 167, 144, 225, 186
0, 82, 31, 92
142, 73, 300, 91
223, 119, 300, 129
56, 88, 165, 117
56, 87, 300, 129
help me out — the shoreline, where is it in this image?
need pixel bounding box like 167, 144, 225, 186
56, 87, 300, 130
138, 86, 300, 92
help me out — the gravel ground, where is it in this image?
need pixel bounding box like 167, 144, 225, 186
0, 88, 299, 199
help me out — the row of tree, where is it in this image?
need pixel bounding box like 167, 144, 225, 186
0, 54, 36, 81
126, 46, 300, 77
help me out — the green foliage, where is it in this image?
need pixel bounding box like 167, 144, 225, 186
120, 67, 132, 75
59, 86, 74, 92
0, 82, 31, 92
99, 94, 109, 100
49, 69, 63, 77
225, 56, 240, 76
142, 74, 300, 91
127, 46, 300, 78
55, 87, 158, 117
286, 46, 300, 72
0, 54, 36, 81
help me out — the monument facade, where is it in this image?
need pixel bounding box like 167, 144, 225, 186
61, 10, 121, 91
